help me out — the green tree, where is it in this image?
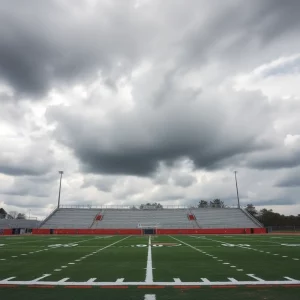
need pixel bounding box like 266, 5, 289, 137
209, 199, 224, 208
245, 204, 258, 216
198, 200, 208, 208
17, 213, 26, 219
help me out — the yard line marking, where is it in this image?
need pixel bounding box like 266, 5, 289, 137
171, 236, 247, 273
228, 278, 238, 282
173, 278, 181, 283
59, 278, 70, 282
116, 278, 124, 283
87, 278, 96, 283
230, 266, 236, 268
144, 295, 156, 300
285, 277, 297, 281
1, 277, 16, 281
293, 258, 299, 260
0, 258, 6, 260
237, 269, 243, 271
145, 236, 153, 284
201, 236, 299, 262
282, 256, 288, 258
31, 274, 51, 282
1, 279, 300, 287
247, 274, 264, 282
44, 236, 131, 277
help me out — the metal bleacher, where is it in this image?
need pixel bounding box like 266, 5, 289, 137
40, 206, 261, 229
0, 219, 40, 229
40, 208, 100, 229
91, 209, 194, 229
191, 208, 260, 228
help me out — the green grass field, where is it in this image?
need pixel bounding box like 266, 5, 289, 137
1, 234, 300, 299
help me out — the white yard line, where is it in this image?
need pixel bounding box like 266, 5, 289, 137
1, 279, 299, 286
145, 236, 154, 284
201, 236, 299, 261
31, 274, 51, 282
247, 274, 265, 282
145, 295, 156, 300
170, 235, 245, 273
52, 236, 131, 273
1, 277, 16, 281
0, 236, 105, 262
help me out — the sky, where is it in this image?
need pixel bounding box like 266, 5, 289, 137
1, 0, 300, 220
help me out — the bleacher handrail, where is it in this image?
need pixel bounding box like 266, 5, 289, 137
59, 204, 241, 210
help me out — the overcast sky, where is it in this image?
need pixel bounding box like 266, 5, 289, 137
1, 0, 300, 219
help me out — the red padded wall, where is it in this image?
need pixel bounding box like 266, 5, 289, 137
53, 229, 142, 235
32, 229, 50, 234
156, 228, 267, 234
1, 229, 13, 235
30, 228, 266, 235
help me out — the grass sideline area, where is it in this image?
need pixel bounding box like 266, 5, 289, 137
0, 234, 300, 299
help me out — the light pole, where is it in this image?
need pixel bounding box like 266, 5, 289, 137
57, 171, 64, 208
234, 171, 240, 208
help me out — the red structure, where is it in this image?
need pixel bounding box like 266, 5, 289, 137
31, 227, 267, 235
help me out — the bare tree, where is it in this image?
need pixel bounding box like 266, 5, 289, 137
9, 211, 18, 219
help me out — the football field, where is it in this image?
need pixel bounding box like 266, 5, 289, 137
1, 234, 300, 299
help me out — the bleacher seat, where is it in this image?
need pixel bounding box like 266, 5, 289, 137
40, 207, 260, 229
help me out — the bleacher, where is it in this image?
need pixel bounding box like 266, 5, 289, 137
91, 209, 194, 229
191, 208, 260, 228
40, 206, 261, 229
40, 208, 100, 229
0, 219, 40, 229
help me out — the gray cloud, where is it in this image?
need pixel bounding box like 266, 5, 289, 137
82, 176, 117, 193
248, 144, 300, 170
171, 173, 197, 188
0, 141, 55, 176
254, 198, 298, 206
48, 88, 272, 176
1, 0, 300, 98
0, 0, 155, 97
275, 168, 300, 188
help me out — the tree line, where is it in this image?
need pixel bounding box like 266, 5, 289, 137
245, 204, 300, 227
197, 199, 225, 208
0, 208, 26, 220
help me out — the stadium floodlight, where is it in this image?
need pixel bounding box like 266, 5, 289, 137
57, 171, 64, 208
234, 171, 240, 208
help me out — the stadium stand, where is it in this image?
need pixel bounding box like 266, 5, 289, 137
40, 208, 100, 229
191, 208, 260, 228
40, 206, 261, 229
0, 219, 40, 229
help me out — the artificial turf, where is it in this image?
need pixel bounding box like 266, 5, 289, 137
0, 234, 299, 299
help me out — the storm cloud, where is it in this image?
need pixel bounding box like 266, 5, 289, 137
1, 0, 300, 218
